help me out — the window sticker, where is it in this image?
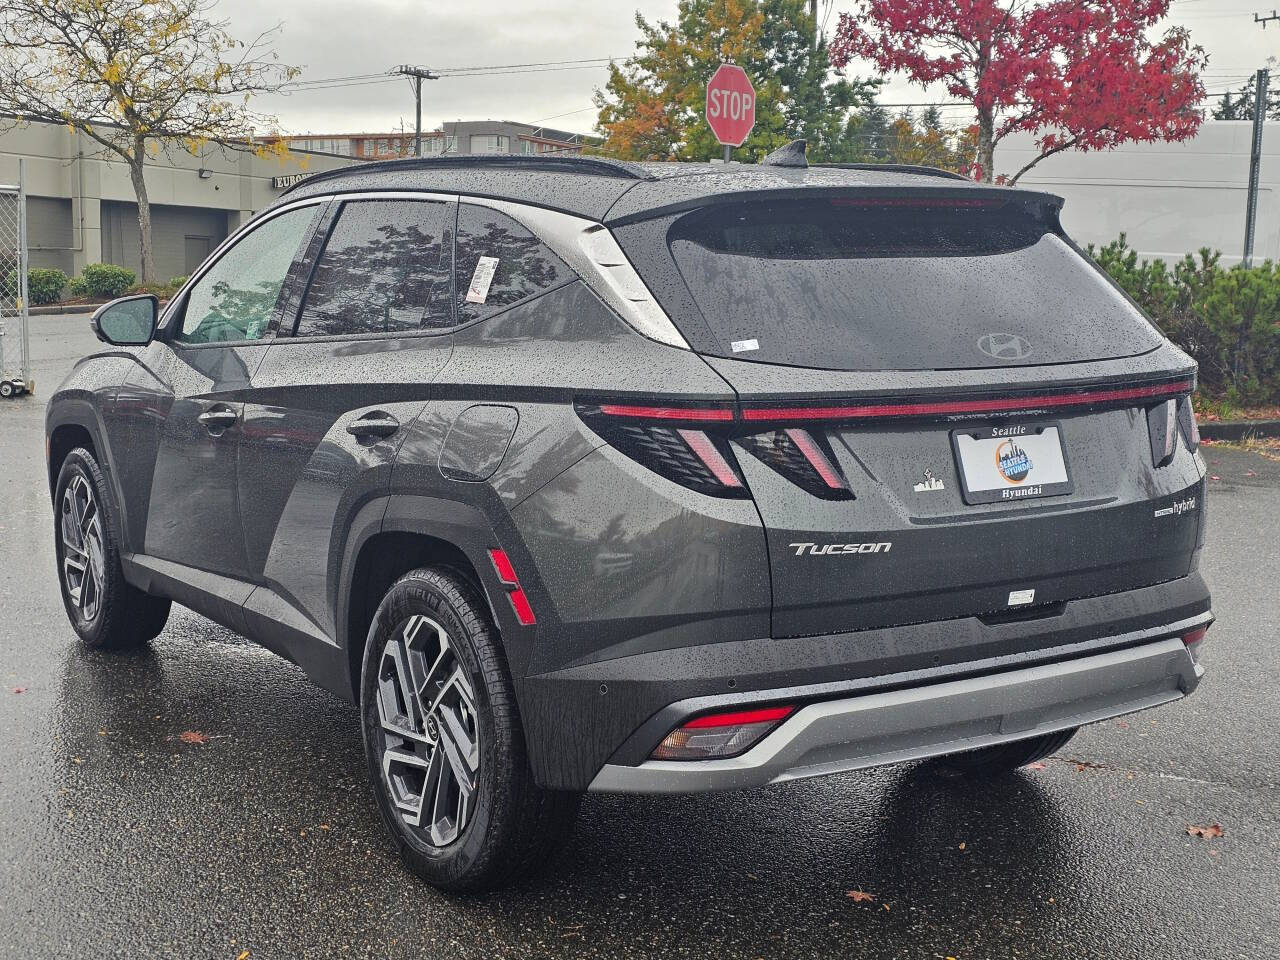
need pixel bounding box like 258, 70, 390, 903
466, 256, 500, 304
730, 338, 759, 353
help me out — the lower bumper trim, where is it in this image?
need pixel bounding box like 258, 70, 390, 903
588, 637, 1200, 794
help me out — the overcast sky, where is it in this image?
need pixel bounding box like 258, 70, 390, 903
220, 0, 1275, 139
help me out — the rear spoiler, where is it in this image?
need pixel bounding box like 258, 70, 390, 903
604, 184, 1065, 228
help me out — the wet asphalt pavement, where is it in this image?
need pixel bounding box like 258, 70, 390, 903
1, 314, 1278, 959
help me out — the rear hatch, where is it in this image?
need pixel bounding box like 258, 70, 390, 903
612, 191, 1204, 640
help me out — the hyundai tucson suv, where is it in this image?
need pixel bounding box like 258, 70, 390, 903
46, 149, 1212, 891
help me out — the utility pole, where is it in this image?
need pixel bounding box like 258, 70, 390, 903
1243, 68, 1269, 267
393, 65, 440, 156
1255, 10, 1279, 27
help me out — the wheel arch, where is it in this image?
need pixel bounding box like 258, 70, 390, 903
339, 495, 537, 702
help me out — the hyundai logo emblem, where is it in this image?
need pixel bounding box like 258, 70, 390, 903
977, 333, 1033, 361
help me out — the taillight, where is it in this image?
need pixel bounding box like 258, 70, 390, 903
737, 428, 853, 500
575, 402, 748, 498
1147, 398, 1178, 467
1178, 396, 1201, 452
651, 705, 795, 760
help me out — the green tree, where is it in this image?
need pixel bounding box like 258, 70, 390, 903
594, 0, 877, 163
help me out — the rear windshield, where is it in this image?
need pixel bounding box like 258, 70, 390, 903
664, 198, 1162, 370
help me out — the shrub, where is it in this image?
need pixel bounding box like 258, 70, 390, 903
4, 267, 70, 305
80, 262, 137, 299
26, 268, 69, 305
67, 276, 88, 298
1087, 235, 1280, 405
127, 282, 177, 299
168, 275, 189, 290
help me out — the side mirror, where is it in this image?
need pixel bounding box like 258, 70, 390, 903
90, 294, 158, 346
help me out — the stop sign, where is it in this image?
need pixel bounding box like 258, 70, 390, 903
705, 63, 755, 147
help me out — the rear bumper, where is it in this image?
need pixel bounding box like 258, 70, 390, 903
590, 635, 1203, 793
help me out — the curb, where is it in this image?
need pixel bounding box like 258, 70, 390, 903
1200, 419, 1280, 442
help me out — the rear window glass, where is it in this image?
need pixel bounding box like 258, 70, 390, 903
665, 199, 1162, 370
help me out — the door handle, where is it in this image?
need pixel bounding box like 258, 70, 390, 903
198, 406, 238, 433
347, 412, 400, 439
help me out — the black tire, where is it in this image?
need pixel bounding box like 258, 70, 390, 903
360, 566, 579, 892
939, 727, 1079, 776
0, 380, 13, 399
53, 447, 171, 650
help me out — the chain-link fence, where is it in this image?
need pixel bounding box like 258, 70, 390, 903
0, 162, 31, 397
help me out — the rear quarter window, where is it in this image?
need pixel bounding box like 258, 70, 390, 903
454, 204, 572, 324
651, 197, 1163, 371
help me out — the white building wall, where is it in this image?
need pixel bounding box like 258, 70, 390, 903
994, 120, 1277, 266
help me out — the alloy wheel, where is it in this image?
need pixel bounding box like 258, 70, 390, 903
60, 474, 106, 623
375, 614, 481, 848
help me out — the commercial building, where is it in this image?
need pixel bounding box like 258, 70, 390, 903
995, 120, 1277, 266
0, 119, 356, 282
277, 120, 592, 159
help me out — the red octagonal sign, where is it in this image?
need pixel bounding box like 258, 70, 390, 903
706, 63, 756, 147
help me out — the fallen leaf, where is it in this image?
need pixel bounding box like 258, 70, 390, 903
178, 731, 209, 745
1245, 471, 1257, 477
11, 687, 25, 694
846, 890, 877, 903
1186, 823, 1224, 839
1025, 762, 1047, 771
1209, 475, 1221, 482
320, 824, 330, 831
236, 951, 251, 960
1115, 720, 1129, 730
957, 842, 966, 850
71, 757, 83, 765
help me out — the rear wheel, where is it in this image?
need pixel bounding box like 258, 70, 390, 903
939, 728, 1078, 776
360, 567, 579, 892
53, 447, 170, 649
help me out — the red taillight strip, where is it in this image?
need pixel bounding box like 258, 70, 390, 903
683, 706, 795, 729
784, 428, 846, 489
742, 380, 1192, 422
676, 429, 743, 487
598, 403, 733, 422
487, 549, 536, 626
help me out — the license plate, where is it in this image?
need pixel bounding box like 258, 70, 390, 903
951, 423, 1073, 504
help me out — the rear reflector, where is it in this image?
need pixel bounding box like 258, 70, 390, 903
1181, 626, 1208, 647
487, 549, 537, 626
651, 705, 795, 761
785, 428, 846, 490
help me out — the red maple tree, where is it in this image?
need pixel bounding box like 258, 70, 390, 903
828, 0, 1207, 183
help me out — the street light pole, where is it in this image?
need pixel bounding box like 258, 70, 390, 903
393, 65, 440, 156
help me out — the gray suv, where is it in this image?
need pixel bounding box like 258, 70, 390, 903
46, 151, 1212, 891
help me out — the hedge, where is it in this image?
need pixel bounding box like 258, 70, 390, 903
3, 267, 68, 305
79, 263, 137, 299
1088, 235, 1280, 405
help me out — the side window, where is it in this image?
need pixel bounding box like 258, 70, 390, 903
455, 204, 571, 325
177, 205, 320, 344
294, 199, 454, 338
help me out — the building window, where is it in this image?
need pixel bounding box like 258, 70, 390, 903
520, 139, 537, 155
470, 134, 510, 154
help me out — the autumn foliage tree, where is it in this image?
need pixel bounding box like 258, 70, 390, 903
0, 0, 298, 281
829, 0, 1208, 183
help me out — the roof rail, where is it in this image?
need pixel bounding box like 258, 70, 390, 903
814, 162, 969, 182
281, 153, 655, 194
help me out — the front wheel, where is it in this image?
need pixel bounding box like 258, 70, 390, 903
939, 727, 1079, 776
53, 447, 170, 649
360, 567, 579, 892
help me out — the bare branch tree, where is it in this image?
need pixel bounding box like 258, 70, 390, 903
0, 0, 298, 281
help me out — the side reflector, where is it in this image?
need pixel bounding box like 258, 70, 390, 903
651, 705, 795, 761
488, 549, 537, 626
